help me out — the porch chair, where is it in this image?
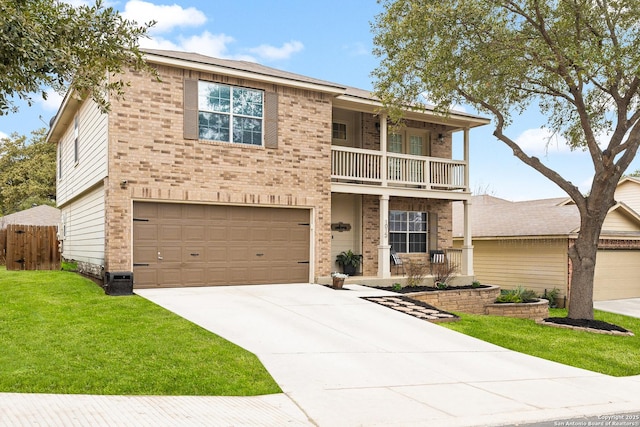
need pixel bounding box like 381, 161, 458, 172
429, 249, 446, 274
390, 248, 405, 275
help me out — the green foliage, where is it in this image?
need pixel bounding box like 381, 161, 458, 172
0, 267, 280, 395
335, 250, 362, 268
471, 280, 481, 288
0, 129, 56, 215
441, 308, 640, 377
392, 282, 402, 291
0, 0, 155, 114
495, 286, 538, 304
543, 288, 561, 308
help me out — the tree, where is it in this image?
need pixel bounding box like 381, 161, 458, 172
0, 129, 56, 215
372, 0, 640, 320
0, 0, 154, 114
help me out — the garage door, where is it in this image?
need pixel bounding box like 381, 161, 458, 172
594, 250, 640, 301
133, 202, 310, 288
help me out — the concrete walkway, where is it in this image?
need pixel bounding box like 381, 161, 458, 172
595, 297, 640, 319
3, 284, 640, 426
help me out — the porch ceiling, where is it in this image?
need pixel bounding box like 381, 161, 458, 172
331, 182, 472, 201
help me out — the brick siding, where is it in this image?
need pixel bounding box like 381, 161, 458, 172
104, 65, 332, 278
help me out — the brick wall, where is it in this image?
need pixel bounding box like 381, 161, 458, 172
104, 65, 333, 278
410, 286, 500, 315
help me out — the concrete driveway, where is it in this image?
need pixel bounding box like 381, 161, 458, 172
137, 284, 640, 427
595, 298, 640, 319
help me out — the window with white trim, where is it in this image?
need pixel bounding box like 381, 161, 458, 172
389, 210, 428, 253
198, 81, 264, 145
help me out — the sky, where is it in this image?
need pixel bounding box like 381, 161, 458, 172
2, 0, 639, 202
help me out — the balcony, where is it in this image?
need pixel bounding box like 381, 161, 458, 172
331, 146, 467, 191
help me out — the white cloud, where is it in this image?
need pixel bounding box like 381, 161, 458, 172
38, 91, 64, 112
514, 127, 570, 155
122, 0, 207, 34
0, 131, 8, 140
247, 40, 304, 61
140, 31, 237, 59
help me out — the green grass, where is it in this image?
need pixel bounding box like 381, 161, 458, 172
440, 308, 640, 377
0, 267, 281, 396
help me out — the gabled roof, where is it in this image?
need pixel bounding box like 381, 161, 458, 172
0, 205, 61, 228
453, 194, 640, 239
142, 49, 347, 94
453, 196, 579, 239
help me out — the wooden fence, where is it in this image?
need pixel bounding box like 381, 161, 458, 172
1, 225, 60, 270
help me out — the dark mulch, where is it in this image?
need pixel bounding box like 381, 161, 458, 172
369, 284, 491, 293
543, 317, 631, 334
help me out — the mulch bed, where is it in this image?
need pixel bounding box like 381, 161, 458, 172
370, 284, 491, 293
540, 317, 634, 336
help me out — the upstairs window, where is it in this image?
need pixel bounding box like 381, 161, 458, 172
389, 210, 428, 253
332, 122, 347, 140
198, 82, 264, 146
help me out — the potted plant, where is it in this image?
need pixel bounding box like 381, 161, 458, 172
331, 272, 348, 289
336, 250, 362, 276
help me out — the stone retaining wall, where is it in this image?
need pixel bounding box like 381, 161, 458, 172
407, 285, 549, 320
485, 299, 549, 321
408, 285, 500, 315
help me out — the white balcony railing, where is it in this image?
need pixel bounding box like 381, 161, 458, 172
331, 146, 467, 191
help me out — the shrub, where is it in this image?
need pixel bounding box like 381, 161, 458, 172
405, 259, 429, 287
495, 286, 538, 303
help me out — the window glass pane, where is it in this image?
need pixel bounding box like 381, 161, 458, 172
233, 88, 263, 117
408, 212, 427, 231
233, 117, 262, 145
390, 233, 407, 253
409, 135, 423, 155
388, 133, 403, 153
333, 122, 347, 140
408, 233, 427, 253
389, 211, 407, 231
199, 82, 230, 113
199, 112, 230, 141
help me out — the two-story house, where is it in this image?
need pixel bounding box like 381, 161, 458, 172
47, 49, 489, 290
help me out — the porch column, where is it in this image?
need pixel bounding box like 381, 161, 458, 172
378, 194, 391, 278
380, 113, 388, 186
463, 127, 470, 191
461, 199, 474, 276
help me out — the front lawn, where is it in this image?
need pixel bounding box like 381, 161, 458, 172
440, 308, 640, 377
0, 267, 281, 396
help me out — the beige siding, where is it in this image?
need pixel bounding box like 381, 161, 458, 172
615, 180, 640, 213
594, 250, 640, 300
57, 99, 108, 206
602, 209, 640, 232
61, 185, 105, 266
472, 239, 568, 297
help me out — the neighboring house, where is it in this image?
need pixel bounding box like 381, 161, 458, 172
0, 205, 61, 228
453, 180, 640, 301
47, 49, 489, 289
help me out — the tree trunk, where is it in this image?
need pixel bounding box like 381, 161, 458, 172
567, 234, 598, 320
567, 190, 614, 320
